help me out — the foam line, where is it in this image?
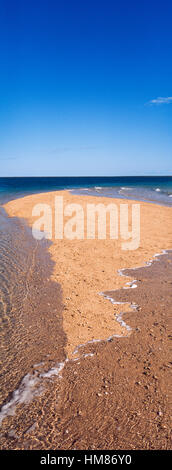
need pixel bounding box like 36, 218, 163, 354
100, 249, 171, 340
0, 373, 41, 425
117, 249, 169, 277
40, 362, 66, 379
0, 360, 68, 425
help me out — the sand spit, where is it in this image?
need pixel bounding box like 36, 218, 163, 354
5, 190, 172, 357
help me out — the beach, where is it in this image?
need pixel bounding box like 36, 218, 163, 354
4, 190, 172, 356
0, 190, 172, 449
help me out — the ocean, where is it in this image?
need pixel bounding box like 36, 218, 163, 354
0, 176, 172, 205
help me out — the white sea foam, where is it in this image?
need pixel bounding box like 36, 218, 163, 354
123, 280, 138, 289
116, 313, 131, 331
73, 338, 101, 356
40, 362, 66, 379
0, 361, 67, 425
0, 348, 95, 425
0, 373, 41, 425
117, 249, 168, 276
99, 292, 132, 333
124, 283, 137, 289
82, 353, 94, 359
120, 187, 133, 190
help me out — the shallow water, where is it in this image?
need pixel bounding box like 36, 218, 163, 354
71, 183, 172, 206
0, 207, 66, 418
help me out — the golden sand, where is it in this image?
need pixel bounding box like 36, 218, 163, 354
5, 191, 172, 357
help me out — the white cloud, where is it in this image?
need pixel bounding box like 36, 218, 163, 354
147, 96, 172, 105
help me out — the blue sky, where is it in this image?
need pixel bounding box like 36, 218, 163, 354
0, 0, 172, 176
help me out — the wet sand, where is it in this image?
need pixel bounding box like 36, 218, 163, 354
0, 190, 172, 449
48, 250, 172, 450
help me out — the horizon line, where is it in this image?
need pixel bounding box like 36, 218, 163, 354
1, 175, 172, 179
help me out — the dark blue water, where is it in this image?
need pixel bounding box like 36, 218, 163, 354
0, 176, 172, 205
